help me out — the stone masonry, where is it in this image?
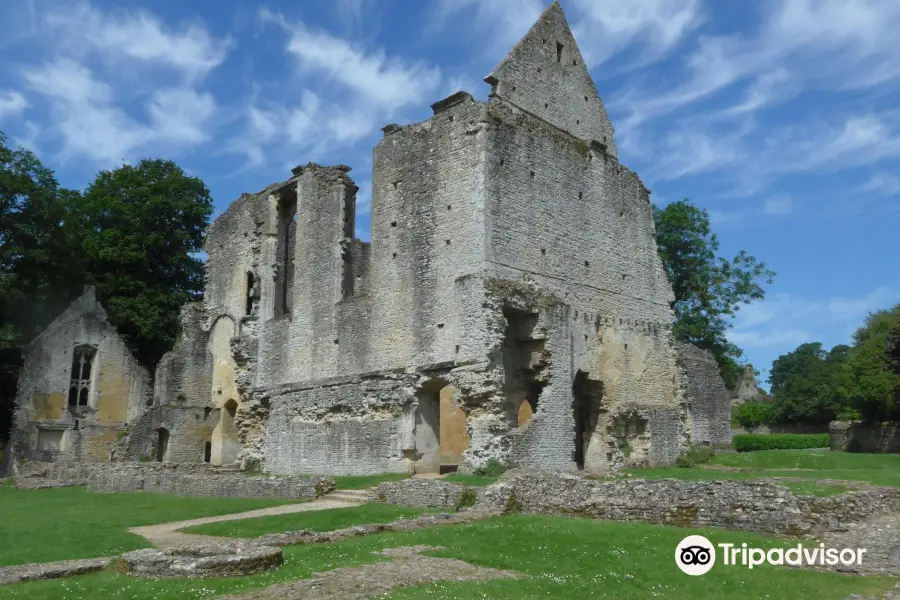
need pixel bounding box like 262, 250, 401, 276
9, 2, 733, 477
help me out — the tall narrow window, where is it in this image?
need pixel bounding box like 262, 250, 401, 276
245, 271, 257, 316
556, 42, 564, 63
68, 344, 97, 408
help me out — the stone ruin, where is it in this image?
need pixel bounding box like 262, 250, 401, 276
4, 2, 733, 480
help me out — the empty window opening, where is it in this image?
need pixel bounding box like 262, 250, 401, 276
572, 370, 604, 470
544, 102, 549, 109
556, 42, 564, 63
68, 344, 96, 408
204, 441, 212, 463
204, 407, 212, 419
503, 308, 548, 432
391, 221, 397, 227
275, 189, 298, 318
334, 338, 340, 344
499, 159, 505, 167
447, 204, 452, 210
541, 248, 546, 255
578, 191, 583, 200
392, 252, 398, 259
622, 273, 626, 280
584, 261, 590, 267
156, 428, 170, 462
245, 271, 257, 316
576, 119, 580, 125
584, 95, 589, 102
224, 399, 238, 420
537, 67, 542, 73
437, 323, 445, 329
572, 59, 577, 66
530, 170, 535, 178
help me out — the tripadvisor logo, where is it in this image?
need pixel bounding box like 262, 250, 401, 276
676, 535, 716, 576
675, 535, 867, 575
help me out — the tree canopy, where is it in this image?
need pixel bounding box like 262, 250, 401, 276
653, 199, 775, 388
764, 304, 900, 425
0, 132, 213, 442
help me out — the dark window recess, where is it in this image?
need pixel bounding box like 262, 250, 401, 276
556, 42, 564, 63
68, 344, 97, 408
204, 442, 212, 463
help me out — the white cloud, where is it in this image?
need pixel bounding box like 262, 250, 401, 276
858, 171, 900, 196
431, 0, 544, 56
614, 0, 900, 129
10, 2, 227, 165
762, 193, 793, 216
571, 0, 702, 68
148, 88, 216, 145
239, 9, 443, 168
729, 287, 900, 352
44, 1, 230, 80
0, 91, 27, 121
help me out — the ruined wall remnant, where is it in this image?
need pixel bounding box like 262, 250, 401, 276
14, 2, 730, 477
676, 342, 733, 447
10, 287, 152, 464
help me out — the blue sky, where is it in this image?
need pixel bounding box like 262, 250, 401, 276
0, 0, 897, 386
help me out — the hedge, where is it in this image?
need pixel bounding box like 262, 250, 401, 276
733, 433, 830, 452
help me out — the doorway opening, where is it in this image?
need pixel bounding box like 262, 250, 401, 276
156, 428, 170, 462
572, 370, 603, 470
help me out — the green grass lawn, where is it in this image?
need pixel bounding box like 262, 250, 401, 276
183, 504, 432, 537
442, 473, 499, 486
630, 449, 900, 489
0, 486, 300, 567
6, 515, 895, 600
331, 473, 410, 489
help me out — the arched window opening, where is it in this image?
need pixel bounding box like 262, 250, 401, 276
245, 271, 257, 316
68, 344, 97, 408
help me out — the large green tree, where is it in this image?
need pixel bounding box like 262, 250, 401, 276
0, 134, 86, 443
843, 305, 900, 421
653, 199, 775, 388
80, 159, 213, 365
768, 342, 850, 425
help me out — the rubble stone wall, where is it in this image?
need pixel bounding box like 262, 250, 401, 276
676, 342, 733, 446
830, 421, 900, 453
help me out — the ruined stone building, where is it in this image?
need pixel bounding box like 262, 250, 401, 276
9, 287, 152, 463
7, 2, 732, 476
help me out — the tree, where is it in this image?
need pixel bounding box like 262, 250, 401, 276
653, 199, 775, 388
843, 305, 900, 421
80, 159, 213, 366
0, 133, 86, 443
768, 342, 849, 424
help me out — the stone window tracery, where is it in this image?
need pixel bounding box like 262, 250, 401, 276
68, 344, 97, 408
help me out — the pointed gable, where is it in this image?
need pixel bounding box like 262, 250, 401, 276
484, 1, 617, 158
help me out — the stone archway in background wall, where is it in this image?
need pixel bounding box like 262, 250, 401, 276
416, 378, 470, 474
209, 316, 242, 465
439, 386, 469, 470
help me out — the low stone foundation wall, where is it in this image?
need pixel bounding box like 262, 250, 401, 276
118, 543, 283, 578
830, 421, 900, 453
375, 469, 900, 536
19, 462, 335, 499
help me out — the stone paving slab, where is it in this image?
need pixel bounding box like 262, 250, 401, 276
0, 557, 111, 585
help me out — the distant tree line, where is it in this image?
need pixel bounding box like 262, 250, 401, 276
0, 131, 212, 444
738, 305, 900, 427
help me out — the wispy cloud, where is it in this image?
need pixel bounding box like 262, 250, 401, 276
858, 171, 900, 196
0, 91, 27, 121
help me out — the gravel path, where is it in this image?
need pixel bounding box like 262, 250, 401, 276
129, 497, 364, 548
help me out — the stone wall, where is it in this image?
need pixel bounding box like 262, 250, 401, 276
830, 421, 900, 453
676, 342, 733, 446
25, 461, 334, 499
11, 287, 152, 464
376, 469, 900, 535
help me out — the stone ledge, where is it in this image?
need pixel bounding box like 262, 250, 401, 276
117, 542, 283, 578
0, 557, 111, 585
